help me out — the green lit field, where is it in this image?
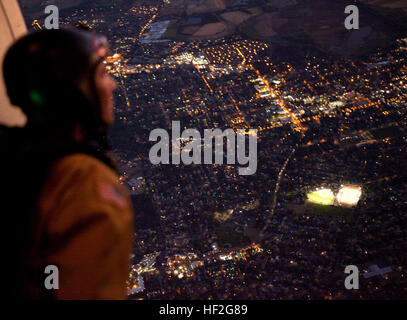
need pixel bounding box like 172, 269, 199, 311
307, 188, 335, 206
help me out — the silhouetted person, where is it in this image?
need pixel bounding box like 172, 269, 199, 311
1, 28, 134, 299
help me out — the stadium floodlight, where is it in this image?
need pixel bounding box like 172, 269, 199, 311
336, 185, 362, 207
307, 188, 335, 206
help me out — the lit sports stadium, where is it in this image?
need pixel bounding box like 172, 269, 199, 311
307, 185, 362, 207
336, 185, 362, 207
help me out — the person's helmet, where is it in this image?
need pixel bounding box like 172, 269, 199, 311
2, 28, 110, 133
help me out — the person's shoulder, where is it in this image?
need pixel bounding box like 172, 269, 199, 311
40, 152, 132, 226
52, 153, 117, 181
46, 153, 128, 207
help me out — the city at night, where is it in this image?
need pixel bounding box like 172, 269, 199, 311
1, 0, 407, 307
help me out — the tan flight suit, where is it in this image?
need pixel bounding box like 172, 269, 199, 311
26, 153, 134, 299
